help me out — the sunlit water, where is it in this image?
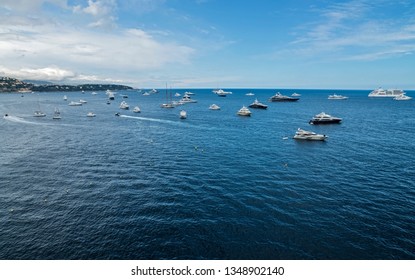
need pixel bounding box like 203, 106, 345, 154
1, 89, 414, 259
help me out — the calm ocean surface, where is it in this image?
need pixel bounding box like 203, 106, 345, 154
1, 89, 414, 260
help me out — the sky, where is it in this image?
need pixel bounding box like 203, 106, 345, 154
0, 0, 415, 89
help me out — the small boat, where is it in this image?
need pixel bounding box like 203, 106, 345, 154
107, 90, 115, 100
291, 92, 301, 97
179, 110, 187, 119
309, 112, 342, 124
209, 104, 220, 110
269, 92, 299, 102
328, 94, 348, 100
237, 106, 251, 116
63, 95, 67, 101
246, 92, 255, 96
52, 108, 61, 119
174, 93, 181, 97
115, 112, 120, 116
119, 101, 129, 110
184, 91, 195, 95
249, 98, 268, 109
79, 99, 87, 104
293, 128, 327, 141
213, 89, 232, 97
393, 94, 412, 101
133, 106, 141, 113
121, 94, 128, 98
68, 101, 82, 106
91, 92, 98, 95
86, 112, 96, 117
106, 100, 111, 105
33, 110, 46, 117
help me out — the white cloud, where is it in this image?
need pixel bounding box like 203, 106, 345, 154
0, 66, 75, 81
0, 1, 195, 85
280, 1, 415, 61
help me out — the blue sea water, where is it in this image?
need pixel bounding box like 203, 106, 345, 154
0, 89, 414, 260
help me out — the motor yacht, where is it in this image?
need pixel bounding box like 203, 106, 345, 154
393, 94, 412, 101
328, 94, 348, 100
293, 128, 327, 141
368, 87, 406, 97
248, 98, 268, 109
68, 101, 82, 106
309, 112, 342, 124
119, 101, 129, 110
213, 89, 232, 97
269, 92, 299, 102
180, 94, 197, 103
209, 104, 220, 110
33, 110, 46, 117
237, 106, 251, 116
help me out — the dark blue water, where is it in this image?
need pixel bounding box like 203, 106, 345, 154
1, 89, 414, 259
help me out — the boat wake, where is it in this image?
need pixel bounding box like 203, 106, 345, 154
120, 114, 188, 126
3, 115, 52, 126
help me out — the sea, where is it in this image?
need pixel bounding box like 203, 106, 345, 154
0, 89, 414, 260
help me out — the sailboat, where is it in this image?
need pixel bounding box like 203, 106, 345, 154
34, 97, 46, 117
161, 84, 175, 108
53, 108, 61, 119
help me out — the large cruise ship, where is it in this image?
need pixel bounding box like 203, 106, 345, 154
368, 87, 406, 97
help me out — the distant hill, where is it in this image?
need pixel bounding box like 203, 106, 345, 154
22, 79, 54, 85
0, 76, 133, 92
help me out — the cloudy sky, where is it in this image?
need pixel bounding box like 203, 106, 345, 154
1, 0, 415, 88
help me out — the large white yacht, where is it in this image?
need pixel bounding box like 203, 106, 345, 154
237, 106, 251, 116
368, 87, 406, 97
213, 89, 232, 97
293, 128, 327, 141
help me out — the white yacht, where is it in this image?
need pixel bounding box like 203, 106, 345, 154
179, 94, 197, 103
309, 112, 342, 124
79, 99, 87, 104
209, 104, 221, 110
174, 92, 181, 97
86, 112, 96, 117
161, 103, 175, 108
33, 110, 46, 117
179, 110, 187, 119
248, 98, 268, 109
119, 101, 129, 110
368, 87, 406, 97
68, 101, 82, 106
328, 94, 348, 100
393, 94, 412, 101
293, 128, 327, 141
291, 92, 301, 97
246, 92, 255, 96
63, 95, 67, 101
52, 108, 61, 120
213, 89, 232, 97
237, 106, 251, 116
133, 106, 141, 113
